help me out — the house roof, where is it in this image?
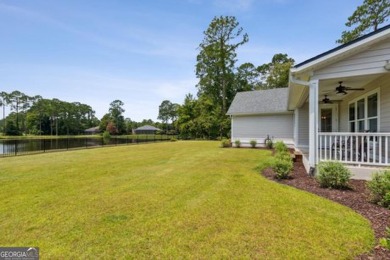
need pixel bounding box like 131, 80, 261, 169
226, 88, 289, 115
291, 24, 390, 75
84, 126, 100, 132
135, 125, 161, 131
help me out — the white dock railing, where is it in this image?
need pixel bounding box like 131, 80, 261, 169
318, 132, 390, 166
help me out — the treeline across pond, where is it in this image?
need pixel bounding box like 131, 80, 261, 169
0, 134, 175, 157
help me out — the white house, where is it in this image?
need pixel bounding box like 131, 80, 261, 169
228, 24, 390, 175
227, 88, 294, 146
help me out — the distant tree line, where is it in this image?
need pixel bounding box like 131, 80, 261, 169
0, 91, 99, 136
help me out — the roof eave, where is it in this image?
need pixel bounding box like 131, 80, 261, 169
292, 24, 390, 75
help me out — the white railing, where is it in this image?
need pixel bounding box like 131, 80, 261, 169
318, 132, 390, 166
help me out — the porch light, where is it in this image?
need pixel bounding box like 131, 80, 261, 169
336, 90, 347, 96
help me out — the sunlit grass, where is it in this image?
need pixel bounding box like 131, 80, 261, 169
0, 141, 374, 258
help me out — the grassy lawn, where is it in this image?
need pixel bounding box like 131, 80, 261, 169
0, 141, 374, 258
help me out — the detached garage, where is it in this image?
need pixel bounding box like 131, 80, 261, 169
226, 88, 294, 147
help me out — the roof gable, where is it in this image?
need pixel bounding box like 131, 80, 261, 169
227, 88, 289, 115
291, 24, 390, 75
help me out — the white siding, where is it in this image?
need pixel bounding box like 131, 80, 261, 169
314, 41, 390, 79
296, 103, 309, 147
338, 74, 390, 132
231, 114, 294, 145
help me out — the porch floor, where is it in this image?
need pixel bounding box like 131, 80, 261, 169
296, 148, 378, 180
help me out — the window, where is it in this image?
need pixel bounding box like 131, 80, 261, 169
348, 90, 379, 132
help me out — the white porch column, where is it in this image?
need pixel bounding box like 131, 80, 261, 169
309, 79, 319, 170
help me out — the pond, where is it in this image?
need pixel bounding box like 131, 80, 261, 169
0, 136, 170, 156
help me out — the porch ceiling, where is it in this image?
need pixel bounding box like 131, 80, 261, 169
318, 74, 381, 101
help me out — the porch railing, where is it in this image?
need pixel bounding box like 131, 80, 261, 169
318, 132, 390, 166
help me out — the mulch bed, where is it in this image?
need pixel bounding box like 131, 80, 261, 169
262, 160, 390, 259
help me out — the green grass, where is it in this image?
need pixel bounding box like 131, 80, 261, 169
0, 141, 374, 258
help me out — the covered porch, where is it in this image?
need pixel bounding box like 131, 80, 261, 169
288, 25, 390, 175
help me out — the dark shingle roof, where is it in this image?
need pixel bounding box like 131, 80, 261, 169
226, 88, 289, 115
135, 125, 161, 131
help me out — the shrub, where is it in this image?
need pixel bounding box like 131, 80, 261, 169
103, 131, 111, 144
316, 161, 352, 189
234, 139, 241, 148
274, 141, 288, 153
250, 140, 257, 148
265, 138, 273, 149
170, 137, 178, 142
379, 227, 390, 249
221, 138, 231, 148
273, 158, 293, 179
367, 170, 390, 208
275, 151, 291, 161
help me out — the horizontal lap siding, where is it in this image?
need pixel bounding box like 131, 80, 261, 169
315, 41, 390, 78
297, 103, 309, 146
232, 114, 294, 140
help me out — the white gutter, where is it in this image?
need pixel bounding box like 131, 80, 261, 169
289, 75, 310, 86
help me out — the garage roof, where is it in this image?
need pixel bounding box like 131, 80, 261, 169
226, 88, 289, 115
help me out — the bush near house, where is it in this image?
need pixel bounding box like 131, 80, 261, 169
250, 140, 257, 148
234, 139, 241, 148
272, 141, 293, 179
221, 138, 231, 148
274, 141, 288, 153
367, 170, 390, 208
316, 161, 352, 189
380, 227, 390, 249
273, 158, 293, 179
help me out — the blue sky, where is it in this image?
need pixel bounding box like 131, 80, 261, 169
0, 0, 361, 121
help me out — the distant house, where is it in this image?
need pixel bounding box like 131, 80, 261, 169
84, 126, 101, 135
134, 125, 161, 135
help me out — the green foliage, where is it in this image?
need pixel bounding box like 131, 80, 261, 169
234, 139, 241, 148
196, 16, 248, 115
272, 141, 293, 179
367, 169, 390, 208
337, 0, 390, 44
316, 161, 352, 189
158, 100, 179, 131
221, 138, 231, 148
273, 158, 293, 179
170, 137, 178, 142
379, 227, 390, 249
257, 53, 295, 89
108, 100, 125, 135
275, 151, 291, 161
274, 141, 288, 153
177, 94, 229, 139
250, 139, 257, 148
102, 131, 111, 144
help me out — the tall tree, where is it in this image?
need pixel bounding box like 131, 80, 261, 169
257, 53, 295, 89
235, 62, 260, 91
158, 100, 172, 128
108, 100, 125, 134
196, 16, 248, 115
337, 0, 390, 44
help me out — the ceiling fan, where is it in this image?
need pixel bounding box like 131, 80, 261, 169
336, 81, 364, 95
321, 95, 333, 104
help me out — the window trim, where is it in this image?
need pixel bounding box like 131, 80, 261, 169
348, 88, 380, 132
